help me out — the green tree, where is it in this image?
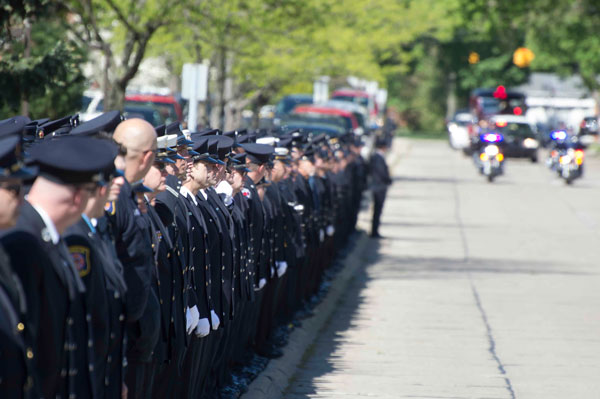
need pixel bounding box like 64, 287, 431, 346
65, 0, 183, 110
0, 0, 86, 119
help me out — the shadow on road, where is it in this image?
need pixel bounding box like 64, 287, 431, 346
284, 239, 380, 398
285, 237, 597, 397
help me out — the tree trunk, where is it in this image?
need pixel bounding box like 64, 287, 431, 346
446, 71, 457, 119
20, 19, 31, 117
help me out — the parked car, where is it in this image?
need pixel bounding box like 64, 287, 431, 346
321, 99, 369, 134
331, 88, 382, 127
122, 105, 163, 127
579, 116, 598, 136
447, 110, 476, 150
125, 94, 182, 124
80, 91, 183, 125
273, 94, 313, 126
292, 105, 359, 133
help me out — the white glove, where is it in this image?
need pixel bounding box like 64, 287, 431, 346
276, 261, 288, 277
255, 278, 267, 291
319, 229, 325, 243
210, 309, 220, 330
326, 225, 335, 236
194, 318, 210, 337
186, 306, 200, 335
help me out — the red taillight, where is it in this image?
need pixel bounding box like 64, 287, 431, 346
513, 106, 523, 115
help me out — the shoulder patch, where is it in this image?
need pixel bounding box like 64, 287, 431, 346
104, 201, 116, 216
241, 188, 252, 199
69, 245, 91, 277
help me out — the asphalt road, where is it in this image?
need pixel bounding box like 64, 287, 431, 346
284, 139, 600, 399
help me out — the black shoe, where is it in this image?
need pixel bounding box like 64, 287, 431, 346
370, 232, 383, 239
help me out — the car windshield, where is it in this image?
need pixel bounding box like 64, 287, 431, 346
499, 123, 534, 137
353, 112, 365, 127
276, 97, 312, 115
124, 100, 176, 124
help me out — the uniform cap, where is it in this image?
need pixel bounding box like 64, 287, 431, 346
0, 116, 30, 138
0, 135, 37, 179
70, 111, 121, 136
189, 134, 221, 164
30, 135, 118, 185
240, 143, 274, 165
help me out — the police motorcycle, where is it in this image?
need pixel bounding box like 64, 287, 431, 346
473, 132, 505, 182
547, 130, 585, 185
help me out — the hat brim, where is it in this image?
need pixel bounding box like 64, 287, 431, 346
177, 137, 194, 145
133, 184, 154, 193
156, 157, 176, 164
4, 165, 38, 180
195, 155, 221, 164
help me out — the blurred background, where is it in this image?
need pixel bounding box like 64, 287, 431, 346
2, 0, 600, 139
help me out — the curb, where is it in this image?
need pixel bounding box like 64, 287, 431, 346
241, 232, 370, 399
241, 138, 407, 399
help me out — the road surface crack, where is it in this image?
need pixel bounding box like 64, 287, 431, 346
470, 280, 517, 399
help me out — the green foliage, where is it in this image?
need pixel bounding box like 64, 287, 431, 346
0, 2, 86, 118
2, 0, 600, 128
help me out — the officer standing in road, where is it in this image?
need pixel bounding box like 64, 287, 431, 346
369, 137, 392, 238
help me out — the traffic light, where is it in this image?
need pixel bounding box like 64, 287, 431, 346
513, 47, 535, 68
468, 51, 480, 65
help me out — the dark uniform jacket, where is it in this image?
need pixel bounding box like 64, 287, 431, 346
195, 190, 225, 326
65, 215, 128, 399
108, 179, 154, 322
0, 244, 32, 398
243, 177, 266, 285
369, 151, 392, 189
108, 180, 159, 362
206, 187, 235, 321
2, 202, 93, 398
145, 198, 188, 364
179, 189, 212, 321
154, 175, 192, 359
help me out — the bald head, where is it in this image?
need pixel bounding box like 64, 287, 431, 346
113, 118, 157, 183
113, 118, 157, 152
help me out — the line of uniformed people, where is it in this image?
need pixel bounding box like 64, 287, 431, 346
0, 110, 368, 399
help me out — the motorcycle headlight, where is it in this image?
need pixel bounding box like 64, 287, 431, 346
484, 145, 499, 156
559, 155, 571, 165
523, 138, 539, 149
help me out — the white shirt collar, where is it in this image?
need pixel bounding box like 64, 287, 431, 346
180, 186, 198, 205
198, 188, 208, 201
215, 180, 233, 196
31, 204, 60, 244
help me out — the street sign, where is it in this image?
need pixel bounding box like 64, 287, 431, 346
182, 63, 208, 131
181, 63, 208, 101
313, 76, 330, 104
